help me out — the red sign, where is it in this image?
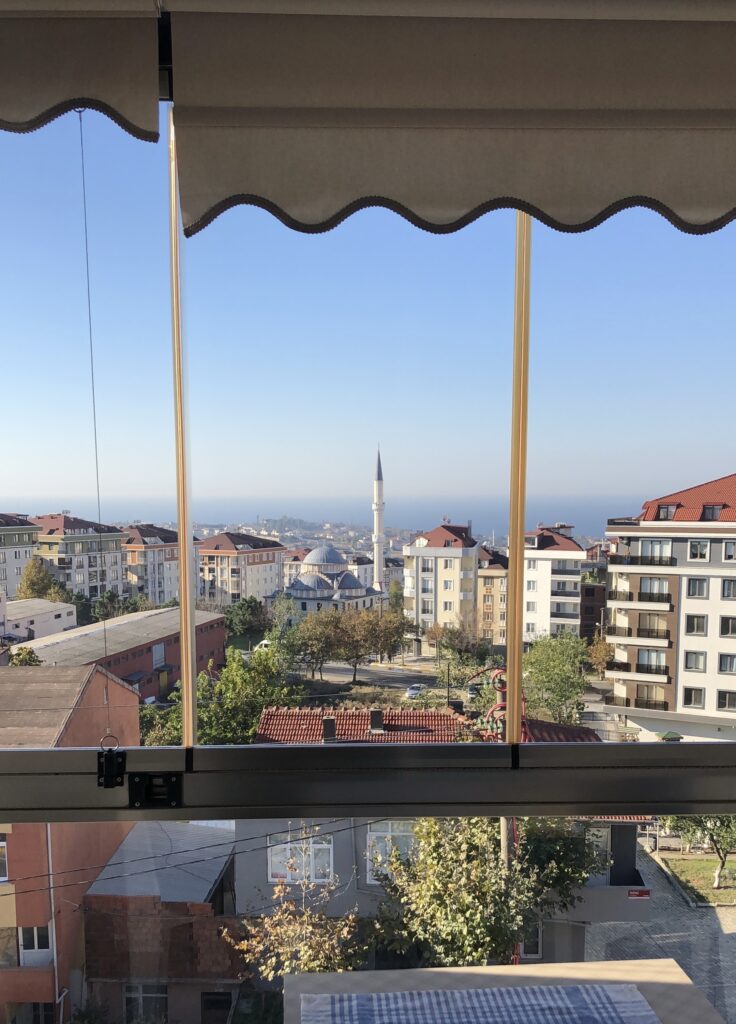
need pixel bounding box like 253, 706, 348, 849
628, 889, 650, 899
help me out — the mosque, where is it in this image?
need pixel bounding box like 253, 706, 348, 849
272, 450, 386, 615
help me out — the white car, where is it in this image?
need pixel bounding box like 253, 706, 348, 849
405, 683, 423, 699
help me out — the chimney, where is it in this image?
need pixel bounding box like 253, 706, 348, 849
369, 708, 384, 733
322, 716, 337, 743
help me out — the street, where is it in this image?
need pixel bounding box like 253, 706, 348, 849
587, 846, 736, 1023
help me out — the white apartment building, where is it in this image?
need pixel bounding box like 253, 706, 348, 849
0, 514, 41, 598
31, 514, 124, 601
604, 474, 736, 741
403, 523, 479, 633
197, 532, 285, 606
0, 594, 77, 641
523, 525, 585, 641
122, 524, 182, 605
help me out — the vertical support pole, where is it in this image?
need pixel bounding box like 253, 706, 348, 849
505, 212, 532, 747
168, 105, 197, 747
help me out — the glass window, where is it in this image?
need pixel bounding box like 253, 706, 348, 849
687, 577, 708, 598
21, 926, 49, 950
421, 559, 433, 572
442, 559, 452, 570
689, 540, 710, 561
657, 505, 676, 520
686, 615, 707, 635
267, 830, 333, 884
720, 654, 736, 674
367, 820, 415, 884
723, 579, 736, 600
684, 651, 706, 672
527, 559, 537, 570
31, 1006, 54, 1024
125, 984, 168, 1024
720, 617, 736, 637
683, 687, 705, 708
443, 580, 453, 590
641, 539, 672, 559
526, 601, 537, 612
526, 580, 537, 592
717, 690, 736, 711
702, 505, 723, 521
443, 601, 453, 612
726, 541, 735, 561
519, 920, 542, 959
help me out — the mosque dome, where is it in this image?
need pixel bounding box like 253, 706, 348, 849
303, 545, 347, 568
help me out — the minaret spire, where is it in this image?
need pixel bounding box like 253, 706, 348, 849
372, 446, 385, 591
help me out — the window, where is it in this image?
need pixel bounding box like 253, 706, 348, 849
443, 601, 453, 612
442, 559, 452, 570
519, 920, 542, 959
268, 830, 333, 883
526, 580, 537, 592
75, 572, 84, 585
367, 820, 414, 884
683, 687, 705, 708
31, 1006, 54, 1024
20, 926, 50, 955
527, 559, 537, 570
638, 649, 665, 669
726, 541, 735, 561
640, 577, 668, 595
684, 651, 706, 672
687, 577, 708, 599
526, 601, 537, 612
0, 834, 6, 882
443, 579, 453, 590
717, 691, 736, 711
657, 505, 676, 520
500, 612, 506, 622
125, 984, 168, 1024
14, 567, 21, 576
421, 559, 433, 573
686, 614, 707, 635
719, 654, 736, 674
689, 540, 710, 561
525, 622, 535, 633
723, 580, 736, 600
642, 538, 672, 560
483, 594, 493, 605
721, 617, 736, 637
421, 600, 434, 615
702, 505, 723, 521
152, 642, 165, 669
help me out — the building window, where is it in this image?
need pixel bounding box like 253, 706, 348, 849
483, 594, 493, 605
657, 505, 676, 520
421, 559, 433, 573
267, 830, 333, 883
686, 615, 707, 636
443, 559, 453, 570
366, 820, 414, 884
443, 580, 453, 591
443, 601, 454, 612
723, 580, 736, 600
19, 926, 50, 961
526, 601, 537, 612
702, 505, 724, 521
519, 921, 542, 960
689, 540, 710, 561
526, 580, 537, 592
684, 651, 706, 672
31, 1006, 54, 1024
726, 541, 735, 561
75, 572, 84, 585
642, 539, 672, 560
500, 612, 506, 622
125, 984, 168, 1024
717, 690, 736, 711
527, 559, 537, 570
683, 687, 705, 709
721, 617, 736, 638
499, 630, 506, 641
0, 834, 6, 882
525, 622, 534, 633
421, 600, 434, 615
719, 654, 736, 674
500, 594, 506, 605
687, 577, 708, 599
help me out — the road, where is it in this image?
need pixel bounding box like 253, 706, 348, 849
587, 845, 736, 1023
314, 660, 441, 692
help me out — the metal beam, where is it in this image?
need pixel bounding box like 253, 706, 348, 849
0, 743, 735, 821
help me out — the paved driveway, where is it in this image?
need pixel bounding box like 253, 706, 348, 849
587, 846, 736, 1023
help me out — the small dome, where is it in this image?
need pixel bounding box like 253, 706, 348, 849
303, 545, 347, 567
291, 572, 333, 592
334, 571, 363, 591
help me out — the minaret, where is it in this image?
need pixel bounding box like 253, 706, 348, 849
372, 447, 385, 591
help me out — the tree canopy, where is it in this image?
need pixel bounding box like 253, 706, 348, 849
224, 596, 269, 639
587, 628, 613, 680
8, 646, 42, 666
16, 558, 59, 600
522, 633, 588, 724
664, 816, 736, 889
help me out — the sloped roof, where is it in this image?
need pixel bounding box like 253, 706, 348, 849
641, 473, 736, 522
123, 524, 179, 545
479, 546, 509, 569
525, 528, 583, 552
525, 719, 602, 743
31, 514, 120, 536
290, 573, 332, 592
88, 821, 234, 902
256, 707, 464, 744
197, 531, 284, 552
0, 665, 98, 747
0, 514, 38, 530
417, 524, 477, 549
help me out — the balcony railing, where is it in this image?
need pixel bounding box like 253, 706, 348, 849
550, 588, 580, 598
550, 610, 579, 619
604, 694, 631, 707
551, 567, 579, 575
635, 663, 670, 678
607, 625, 632, 637
634, 698, 669, 711
609, 554, 676, 566
637, 591, 672, 604
637, 627, 670, 640
606, 660, 631, 672
608, 590, 633, 601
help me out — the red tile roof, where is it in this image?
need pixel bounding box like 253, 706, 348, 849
641, 473, 736, 522
525, 719, 601, 743
196, 531, 285, 553
0, 514, 38, 529
123, 524, 179, 545
525, 528, 583, 552
479, 547, 509, 569
31, 514, 120, 535
416, 525, 477, 549
257, 707, 464, 744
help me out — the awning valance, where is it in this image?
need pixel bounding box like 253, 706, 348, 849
170, 8, 736, 235
0, 3, 159, 141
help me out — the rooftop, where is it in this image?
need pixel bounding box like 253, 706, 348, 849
197, 531, 285, 552
0, 665, 115, 747
88, 820, 234, 902
0, 514, 38, 530
11, 607, 223, 665
479, 546, 509, 570
5, 597, 75, 619
31, 513, 121, 536
123, 523, 180, 545
257, 707, 465, 744
640, 473, 736, 523
525, 528, 584, 552
415, 524, 477, 549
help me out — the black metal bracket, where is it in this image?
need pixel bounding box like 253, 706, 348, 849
129, 772, 183, 810
97, 748, 126, 789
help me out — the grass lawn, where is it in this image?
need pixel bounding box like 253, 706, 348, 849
227, 630, 266, 652
661, 854, 736, 905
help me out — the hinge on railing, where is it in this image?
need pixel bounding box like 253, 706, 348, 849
128, 772, 183, 809
97, 747, 126, 788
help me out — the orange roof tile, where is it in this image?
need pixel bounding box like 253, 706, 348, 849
256, 707, 464, 744
641, 473, 736, 522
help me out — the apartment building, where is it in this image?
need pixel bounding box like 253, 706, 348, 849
403, 524, 479, 633
604, 474, 736, 741
122, 524, 181, 606
0, 595, 76, 643
31, 515, 124, 601
11, 608, 226, 702
523, 525, 585, 641
0, 664, 139, 1024
476, 548, 509, 647
196, 532, 284, 606
0, 516, 41, 599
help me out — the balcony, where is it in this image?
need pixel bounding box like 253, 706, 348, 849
635, 663, 670, 679
550, 610, 579, 619
609, 554, 676, 566
56, 557, 72, 569
606, 660, 631, 672
608, 590, 633, 601
404, 587, 416, 597
637, 627, 670, 640
604, 694, 631, 707
607, 625, 632, 638
550, 588, 580, 598
550, 566, 579, 576
637, 591, 672, 605
634, 698, 669, 711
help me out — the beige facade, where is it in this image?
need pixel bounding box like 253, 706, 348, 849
122, 525, 181, 606
197, 532, 284, 606
31, 515, 123, 602
476, 553, 509, 647
0, 516, 40, 599
403, 524, 479, 633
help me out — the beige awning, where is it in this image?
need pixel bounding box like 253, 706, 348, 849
169, 6, 736, 235
0, 2, 159, 141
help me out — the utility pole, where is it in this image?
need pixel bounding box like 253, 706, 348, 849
446, 661, 451, 706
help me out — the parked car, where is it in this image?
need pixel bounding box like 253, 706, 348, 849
467, 683, 481, 700
405, 683, 423, 699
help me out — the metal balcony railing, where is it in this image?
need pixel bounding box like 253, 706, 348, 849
604, 694, 631, 707
637, 627, 670, 640
607, 626, 632, 638
609, 555, 676, 566
635, 663, 669, 678
634, 698, 669, 711
606, 660, 631, 672
637, 592, 672, 604
608, 590, 633, 601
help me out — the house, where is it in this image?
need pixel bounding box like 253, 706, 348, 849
196, 533, 284, 606
0, 596, 76, 644
476, 548, 509, 648
522, 525, 585, 641
0, 516, 41, 600
403, 524, 480, 634
31, 515, 124, 602
10, 608, 225, 702
0, 665, 139, 1024
122, 525, 185, 606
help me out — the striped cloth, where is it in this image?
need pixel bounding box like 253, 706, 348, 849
301, 983, 661, 1024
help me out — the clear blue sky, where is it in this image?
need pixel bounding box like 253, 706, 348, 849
3, 107, 735, 532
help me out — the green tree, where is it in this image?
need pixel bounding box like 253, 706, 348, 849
15, 557, 56, 599
336, 609, 373, 683
588, 628, 614, 680
376, 816, 602, 967
664, 816, 736, 889
9, 646, 42, 666
94, 590, 124, 622
140, 646, 303, 746
67, 591, 94, 626
522, 633, 588, 724
296, 613, 338, 680
388, 579, 404, 613
225, 596, 269, 639
375, 610, 406, 663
